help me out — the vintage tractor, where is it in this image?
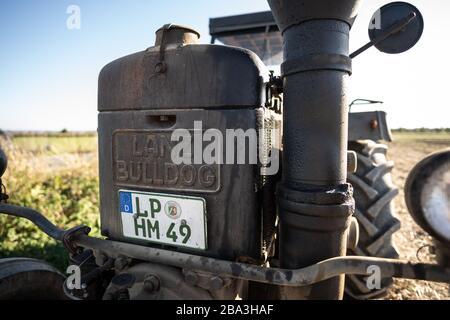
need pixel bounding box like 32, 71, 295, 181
1, 0, 449, 300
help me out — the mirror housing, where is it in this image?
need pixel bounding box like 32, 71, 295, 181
350, 2, 424, 58
369, 1, 424, 54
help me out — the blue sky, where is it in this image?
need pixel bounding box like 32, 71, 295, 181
0, 0, 449, 130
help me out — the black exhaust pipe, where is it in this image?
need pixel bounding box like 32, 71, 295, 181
268, 0, 362, 299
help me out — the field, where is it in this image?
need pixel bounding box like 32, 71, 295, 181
0, 135, 99, 270
0, 132, 449, 299
385, 132, 450, 300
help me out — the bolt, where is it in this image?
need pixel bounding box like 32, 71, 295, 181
184, 270, 198, 286
209, 276, 224, 291
143, 274, 160, 293
370, 119, 379, 130
111, 273, 136, 290
155, 62, 166, 73
95, 251, 108, 267
347, 151, 357, 174
115, 256, 131, 271
429, 246, 436, 255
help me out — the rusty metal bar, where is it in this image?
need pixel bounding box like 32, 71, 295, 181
1, 205, 450, 287
0, 204, 66, 241
75, 234, 450, 287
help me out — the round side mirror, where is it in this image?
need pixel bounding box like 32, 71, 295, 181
0, 148, 7, 178
369, 1, 424, 54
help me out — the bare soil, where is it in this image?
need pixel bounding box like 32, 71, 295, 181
384, 137, 450, 300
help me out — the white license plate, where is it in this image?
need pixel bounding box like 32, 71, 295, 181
119, 190, 207, 250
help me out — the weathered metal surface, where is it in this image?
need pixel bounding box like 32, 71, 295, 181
98, 39, 268, 112
269, 0, 363, 33
348, 111, 393, 142
1, 207, 450, 288
277, 19, 351, 187
105, 262, 236, 300
98, 109, 264, 261
111, 130, 220, 193
268, 0, 361, 299
0, 258, 66, 300
277, 184, 354, 299
74, 234, 450, 287
155, 24, 200, 47
97, 26, 278, 261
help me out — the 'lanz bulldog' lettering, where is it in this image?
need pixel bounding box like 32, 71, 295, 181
113, 131, 219, 191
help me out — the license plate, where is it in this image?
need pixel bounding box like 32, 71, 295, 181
119, 190, 207, 250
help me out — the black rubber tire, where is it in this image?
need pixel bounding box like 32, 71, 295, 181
0, 258, 66, 300
345, 140, 401, 299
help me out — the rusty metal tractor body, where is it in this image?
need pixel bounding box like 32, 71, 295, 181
1, 0, 449, 301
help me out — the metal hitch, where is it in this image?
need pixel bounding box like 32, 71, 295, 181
1, 205, 450, 289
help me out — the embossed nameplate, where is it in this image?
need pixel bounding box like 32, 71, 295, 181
113, 130, 220, 193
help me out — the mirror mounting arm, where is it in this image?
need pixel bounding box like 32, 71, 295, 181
350, 11, 417, 59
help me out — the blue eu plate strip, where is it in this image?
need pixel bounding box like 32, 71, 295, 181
119, 191, 133, 214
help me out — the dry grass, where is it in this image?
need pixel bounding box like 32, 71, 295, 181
0, 136, 100, 270
2, 136, 98, 176
384, 133, 450, 300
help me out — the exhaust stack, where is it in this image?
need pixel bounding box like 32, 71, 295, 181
268, 0, 362, 299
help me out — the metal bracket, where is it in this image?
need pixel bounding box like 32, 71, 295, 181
74, 234, 450, 287
1, 205, 449, 287
266, 71, 283, 113
348, 111, 393, 142
62, 225, 92, 255
154, 23, 174, 74
281, 54, 352, 77
350, 11, 417, 59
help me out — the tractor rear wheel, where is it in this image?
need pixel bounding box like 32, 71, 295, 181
0, 258, 66, 300
345, 140, 401, 299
